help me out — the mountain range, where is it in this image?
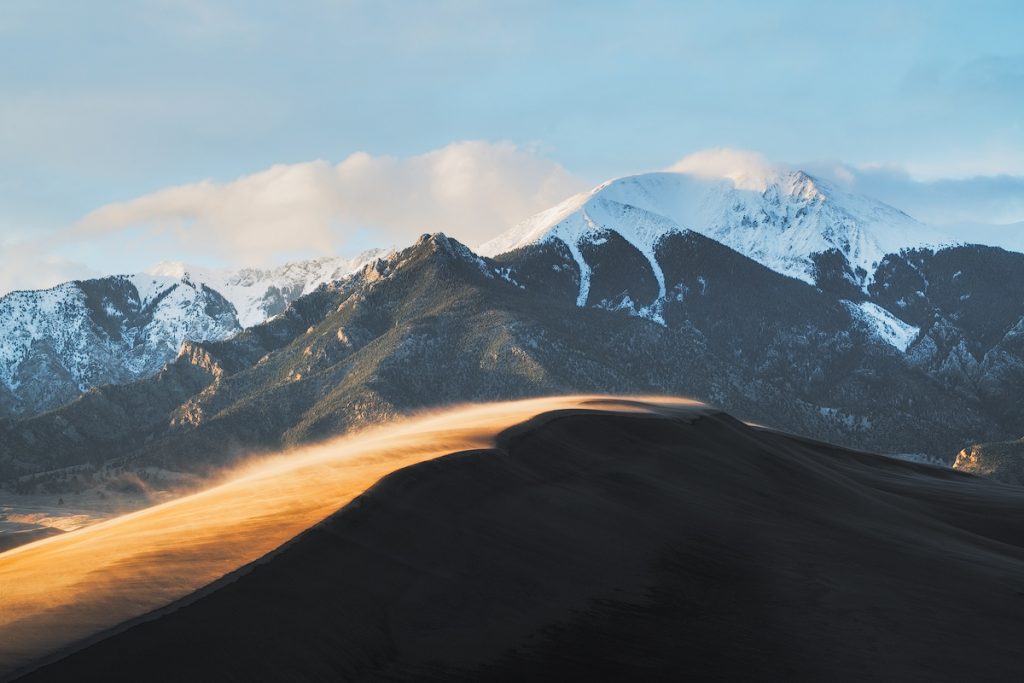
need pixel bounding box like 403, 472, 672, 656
2, 167, 1023, 492
0, 250, 387, 418
479, 168, 947, 296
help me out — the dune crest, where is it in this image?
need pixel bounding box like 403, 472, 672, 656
0, 395, 704, 677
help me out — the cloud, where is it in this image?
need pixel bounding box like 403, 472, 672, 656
667, 148, 785, 191
10, 143, 1023, 297
799, 160, 1024, 227
665, 148, 1024, 230
76, 141, 585, 266
0, 236, 97, 295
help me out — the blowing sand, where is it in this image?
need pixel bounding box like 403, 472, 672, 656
0, 395, 703, 678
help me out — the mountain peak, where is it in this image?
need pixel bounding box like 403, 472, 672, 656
0, 273, 240, 417
146, 260, 190, 279
785, 170, 826, 201
479, 168, 950, 294
142, 250, 391, 328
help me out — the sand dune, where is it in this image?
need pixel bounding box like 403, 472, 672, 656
0, 395, 703, 679
6, 396, 1024, 680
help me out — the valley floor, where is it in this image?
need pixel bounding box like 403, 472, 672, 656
0, 493, 161, 552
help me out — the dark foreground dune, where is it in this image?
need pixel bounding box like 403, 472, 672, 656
8, 397, 1024, 681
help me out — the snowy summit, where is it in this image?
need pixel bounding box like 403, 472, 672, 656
146, 249, 390, 328
478, 163, 951, 305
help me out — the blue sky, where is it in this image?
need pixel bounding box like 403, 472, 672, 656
1, 0, 1022, 291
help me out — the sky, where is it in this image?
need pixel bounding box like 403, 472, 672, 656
1, 0, 1022, 293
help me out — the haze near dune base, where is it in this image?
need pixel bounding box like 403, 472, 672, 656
0, 395, 701, 678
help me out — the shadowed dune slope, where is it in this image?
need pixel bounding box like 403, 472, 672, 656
12, 398, 1024, 682
0, 396, 702, 679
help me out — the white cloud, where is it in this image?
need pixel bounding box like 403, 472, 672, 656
0, 236, 97, 294
8, 143, 1023, 297
76, 141, 585, 267
667, 148, 786, 191
666, 148, 1024, 233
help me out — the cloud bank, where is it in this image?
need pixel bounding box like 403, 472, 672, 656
0, 237, 96, 294
76, 141, 585, 266
800, 160, 1024, 228
668, 148, 783, 191
4, 144, 1024, 296
668, 148, 1024, 234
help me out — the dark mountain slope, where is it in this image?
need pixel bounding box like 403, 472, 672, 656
497, 232, 997, 449
870, 245, 1024, 427
0, 234, 1014, 490
18, 405, 1024, 682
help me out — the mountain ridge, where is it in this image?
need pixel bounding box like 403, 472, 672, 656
479, 168, 953, 301
0, 250, 390, 417
0, 275, 240, 418
145, 247, 390, 327
0, 169, 1020, 456
4, 232, 1022, 500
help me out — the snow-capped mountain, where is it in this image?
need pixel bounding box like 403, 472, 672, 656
478, 169, 1024, 428
479, 169, 951, 304
0, 167, 1011, 427
147, 249, 390, 328
0, 275, 240, 417
0, 250, 391, 417
8, 233, 1024, 494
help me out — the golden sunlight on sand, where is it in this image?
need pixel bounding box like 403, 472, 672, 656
0, 395, 704, 676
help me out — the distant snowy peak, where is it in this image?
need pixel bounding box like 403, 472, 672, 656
147, 248, 391, 328
0, 248, 394, 417
0, 274, 240, 416
479, 169, 951, 290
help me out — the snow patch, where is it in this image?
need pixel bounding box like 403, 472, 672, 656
843, 300, 919, 352
818, 406, 872, 431
128, 274, 179, 306
564, 238, 591, 307
884, 452, 949, 467
594, 296, 666, 326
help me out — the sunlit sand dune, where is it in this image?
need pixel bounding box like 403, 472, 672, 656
0, 395, 704, 678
